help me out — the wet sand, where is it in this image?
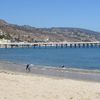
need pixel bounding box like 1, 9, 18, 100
0, 61, 100, 82
0, 61, 100, 100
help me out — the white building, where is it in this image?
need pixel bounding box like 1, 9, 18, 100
0, 38, 11, 43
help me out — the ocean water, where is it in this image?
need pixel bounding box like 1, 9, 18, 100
0, 47, 100, 70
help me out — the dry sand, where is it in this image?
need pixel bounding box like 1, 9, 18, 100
0, 70, 100, 100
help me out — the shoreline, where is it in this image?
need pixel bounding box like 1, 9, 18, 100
1, 60, 100, 73
1, 61, 100, 82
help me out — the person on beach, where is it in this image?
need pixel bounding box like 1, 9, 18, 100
61, 65, 64, 68
26, 64, 30, 72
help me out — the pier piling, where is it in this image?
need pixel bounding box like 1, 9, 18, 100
0, 42, 100, 48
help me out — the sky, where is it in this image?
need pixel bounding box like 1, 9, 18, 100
0, 0, 100, 32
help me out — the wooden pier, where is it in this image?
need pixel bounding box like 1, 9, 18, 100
0, 42, 100, 48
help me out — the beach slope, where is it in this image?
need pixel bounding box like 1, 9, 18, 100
0, 71, 100, 100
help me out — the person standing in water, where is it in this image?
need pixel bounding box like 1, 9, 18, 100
61, 65, 64, 68
26, 64, 30, 72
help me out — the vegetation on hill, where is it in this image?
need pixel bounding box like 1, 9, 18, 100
0, 19, 100, 42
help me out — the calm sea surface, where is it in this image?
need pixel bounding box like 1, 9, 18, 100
0, 47, 100, 70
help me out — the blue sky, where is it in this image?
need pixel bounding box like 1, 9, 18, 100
0, 0, 100, 31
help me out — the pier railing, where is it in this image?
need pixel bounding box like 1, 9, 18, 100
0, 41, 100, 48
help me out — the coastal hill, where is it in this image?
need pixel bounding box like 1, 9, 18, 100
0, 19, 100, 42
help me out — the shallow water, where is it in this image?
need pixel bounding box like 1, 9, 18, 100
0, 47, 100, 70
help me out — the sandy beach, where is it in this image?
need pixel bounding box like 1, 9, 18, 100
0, 70, 100, 100
0, 62, 100, 100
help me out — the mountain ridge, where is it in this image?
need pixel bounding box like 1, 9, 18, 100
0, 19, 100, 42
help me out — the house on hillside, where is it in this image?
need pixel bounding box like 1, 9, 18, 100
0, 38, 11, 43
